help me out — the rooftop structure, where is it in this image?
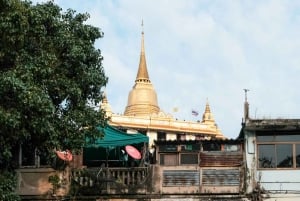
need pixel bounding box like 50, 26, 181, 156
101, 24, 225, 145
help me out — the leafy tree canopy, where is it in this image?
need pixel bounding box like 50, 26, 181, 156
0, 0, 108, 169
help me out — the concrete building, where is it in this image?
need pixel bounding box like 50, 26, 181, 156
241, 118, 300, 200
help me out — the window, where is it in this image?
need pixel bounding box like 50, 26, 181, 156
160, 154, 178, 166
203, 143, 221, 151
257, 133, 300, 169
258, 144, 275, 168
258, 144, 294, 168
296, 145, 300, 167
181, 144, 200, 152
180, 153, 198, 165
224, 144, 240, 152
157, 132, 166, 141
276, 144, 293, 168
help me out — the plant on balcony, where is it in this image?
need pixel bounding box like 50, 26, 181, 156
48, 174, 61, 194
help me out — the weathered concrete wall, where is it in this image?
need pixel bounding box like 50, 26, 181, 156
16, 168, 55, 195
16, 167, 70, 196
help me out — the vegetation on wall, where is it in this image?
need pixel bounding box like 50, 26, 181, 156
0, 171, 21, 201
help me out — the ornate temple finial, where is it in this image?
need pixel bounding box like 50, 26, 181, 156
205, 99, 211, 113
135, 19, 150, 83
141, 19, 144, 35
201, 98, 215, 125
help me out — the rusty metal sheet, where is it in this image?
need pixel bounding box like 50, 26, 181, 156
202, 169, 240, 186
163, 170, 200, 186
200, 152, 243, 167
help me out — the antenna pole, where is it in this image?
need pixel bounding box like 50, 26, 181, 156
243, 89, 250, 121
244, 89, 249, 102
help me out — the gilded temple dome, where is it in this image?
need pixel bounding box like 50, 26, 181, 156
124, 25, 160, 116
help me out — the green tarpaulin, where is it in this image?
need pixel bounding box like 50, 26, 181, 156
85, 125, 149, 148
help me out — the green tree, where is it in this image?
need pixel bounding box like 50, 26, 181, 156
0, 171, 21, 201
0, 0, 108, 169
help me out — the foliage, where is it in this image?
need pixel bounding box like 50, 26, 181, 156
0, 171, 21, 201
0, 0, 108, 169
48, 174, 60, 191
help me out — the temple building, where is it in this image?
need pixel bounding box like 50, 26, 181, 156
101, 26, 225, 146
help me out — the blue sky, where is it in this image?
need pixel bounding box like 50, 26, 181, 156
33, 0, 300, 138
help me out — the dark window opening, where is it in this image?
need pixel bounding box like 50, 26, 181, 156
180, 153, 198, 165
138, 130, 147, 135
177, 134, 185, 141
203, 143, 221, 151
157, 132, 166, 141
21, 143, 50, 167
21, 144, 36, 166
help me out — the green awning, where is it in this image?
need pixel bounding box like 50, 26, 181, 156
85, 125, 149, 148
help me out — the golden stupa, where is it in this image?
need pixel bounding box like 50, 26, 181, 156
124, 28, 160, 116
101, 25, 225, 146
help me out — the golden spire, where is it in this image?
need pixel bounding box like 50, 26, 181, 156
135, 20, 150, 83
124, 21, 160, 116
204, 99, 211, 113
202, 99, 215, 124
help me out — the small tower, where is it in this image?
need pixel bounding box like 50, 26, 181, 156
100, 92, 112, 117
201, 100, 216, 125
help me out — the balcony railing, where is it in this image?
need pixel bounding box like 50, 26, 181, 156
71, 166, 149, 194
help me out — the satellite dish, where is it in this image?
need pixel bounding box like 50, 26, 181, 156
125, 145, 141, 160
56, 150, 73, 162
